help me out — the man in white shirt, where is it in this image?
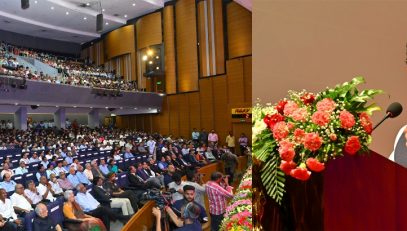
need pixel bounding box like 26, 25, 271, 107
0, 188, 23, 229
37, 176, 56, 202
10, 184, 33, 214
146, 137, 156, 155
24, 180, 43, 205
20, 153, 30, 165
54, 161, 67, 176
168, 173, 185, 202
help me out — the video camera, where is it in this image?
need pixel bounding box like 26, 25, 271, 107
143, 189, 173, 209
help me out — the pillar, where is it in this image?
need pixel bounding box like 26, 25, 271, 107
54, 108, 66, 129
14, 107, 27, 130
88, 109, 99, 128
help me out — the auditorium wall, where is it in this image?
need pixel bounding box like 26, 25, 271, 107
115, 1, 252, 148
253, 1, 407, 156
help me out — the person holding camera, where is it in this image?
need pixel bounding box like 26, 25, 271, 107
152, 202, 202, 231
205, 172, 233, 231
168, 173, 185, 202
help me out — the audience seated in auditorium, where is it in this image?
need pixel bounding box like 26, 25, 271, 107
24, 181, 43, 206
56, 172, 74, 191
32, 203, 62, 231
1, 173, 16, 193
104, 172, 138, 212
37, 176, 56, 202
0, 189, 24, 231
136, 163, 162, 189
48, 174, 63, 197
62, 190, 107, 231
91, 177, 134, 216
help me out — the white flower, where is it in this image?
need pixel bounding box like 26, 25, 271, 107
252, 120, 268, 142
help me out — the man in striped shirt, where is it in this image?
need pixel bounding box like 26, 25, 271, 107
205, 172, 233, 231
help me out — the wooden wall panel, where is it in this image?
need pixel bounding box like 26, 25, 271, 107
143, 115, 152, 133
197, 1, 209, 77
243, 56, 252, 103
129, 116, 136, 130
226, 58, 245, 106
176, 0, 199, 92
163, 5, 177, 94
178, 94, 190, 139
227, 2, 252, 58
212, 76, 229, 142
188, 92, 201, 138
104, 25, 136, 59
151, 115, 160, 134
168, 95, 180, 136
136, 12, 162, 49
199, 78, 214, 131
213, 0, 225, 74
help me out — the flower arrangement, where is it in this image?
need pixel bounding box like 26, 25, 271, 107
252, 77, 383, 205
220, 167, 253, 231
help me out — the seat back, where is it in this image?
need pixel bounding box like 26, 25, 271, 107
47, 198, 65, 226
24, 211, 36, 231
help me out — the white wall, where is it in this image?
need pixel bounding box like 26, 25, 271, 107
0, 114, 103, 126
253, 0, 407, 156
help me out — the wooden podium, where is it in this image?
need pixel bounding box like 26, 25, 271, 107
263, 151, 407, 230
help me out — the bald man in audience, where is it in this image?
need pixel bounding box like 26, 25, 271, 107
33, 203, 62, 231
10, 184, 33, 216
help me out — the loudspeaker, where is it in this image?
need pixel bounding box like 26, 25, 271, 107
30, 105, 38, 110
21, 0, 29, 9
108, 108, 115, 112
96, 14, 103, 33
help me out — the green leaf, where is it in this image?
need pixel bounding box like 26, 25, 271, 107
260, 154, 285, 205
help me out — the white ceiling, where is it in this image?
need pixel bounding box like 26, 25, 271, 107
0, 0, 164, 44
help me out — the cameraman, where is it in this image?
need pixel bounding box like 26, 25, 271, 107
152, 202, 202, 231
172, 185, 208, 230
168, 173, 185, 202
206, 172, 233, 231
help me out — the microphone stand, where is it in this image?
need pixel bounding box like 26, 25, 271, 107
373, 112, 390, 131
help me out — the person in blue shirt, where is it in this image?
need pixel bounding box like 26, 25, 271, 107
158, 156, 168, 171
99, 159, 109, 176
76, 165, 90, 185
36, 165, 47, 182
1, 173, 17, 192
67, 168, 81, 187
123, 148, 134, 159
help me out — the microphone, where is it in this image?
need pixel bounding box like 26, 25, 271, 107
373, 102, 403, 131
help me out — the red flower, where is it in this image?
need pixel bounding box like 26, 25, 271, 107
311, 111, 330, 126
316, 98, 336, 113
287, 122, 295, 130
306, 158, 325, 172
339, 110, 356, 129
280, 160, 297, 175
294, 128, 305, 143
290, 167, 311, 181
263, 113, 284, 130
291, 108, 308, 122
283, 101, 299, 116
276, 100, 288, 114
300, 92, 316, 105
273, 121, 289, 140
303, 132, 323, 151
344, 136, 361, 155
359, 112, 373, 134
278, 140, 295, 161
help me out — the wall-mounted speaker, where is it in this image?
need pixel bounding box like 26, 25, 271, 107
96, 14, 103, 33
108, 108, 115, 112
30, 105, 38, 110
21, 0, 29, 9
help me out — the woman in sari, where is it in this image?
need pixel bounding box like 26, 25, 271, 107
62, 190, 106, 231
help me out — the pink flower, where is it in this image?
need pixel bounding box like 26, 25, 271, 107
329, 133, 337, 141
339, 110, 355, 129
278, 140, 295, 161
283, 101, 299, 116
287, 122, 295, 130
306, 158, 325, 172
311, 111, 331, 126
359, 112, 373, 134
291, 108, 308, 122
344, 136, 361, 155
316, 98, 336, 113
303, 132, 323, 151
273, 121, 289, 140
290, 167, 311, 181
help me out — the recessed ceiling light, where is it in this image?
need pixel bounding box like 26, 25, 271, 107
66, 12, 69, 15
120, 107, 123, 109
56, 105, 59, 108
73, 106, 77, 108
134, 107, 138, 110
148, 61, 153, 65
105, 107, 108, 109
50, 6, 54, 10
105, 22, 109, 25
36, 104, 40, 107
83, 17, 87, 20
14, 103, 18, 106
90, 107, 93, 109
124, 14, 127, 18
102, 9, 105, 12
86, 3, 90, 6
132, 3, 136, 6
156, 66, 159, 70
142, 55, 148, 61
34, 1, 38, 4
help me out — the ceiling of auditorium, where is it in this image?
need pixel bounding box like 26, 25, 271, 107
0, 0, 164, 44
